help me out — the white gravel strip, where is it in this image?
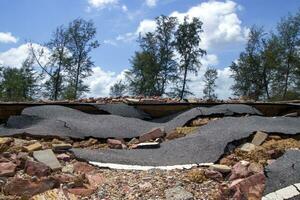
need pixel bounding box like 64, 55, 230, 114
89, 161, 214, 171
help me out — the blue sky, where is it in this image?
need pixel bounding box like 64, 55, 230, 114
0, 0, 300, 98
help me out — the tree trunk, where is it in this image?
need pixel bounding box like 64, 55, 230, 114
180, 66, 188, 100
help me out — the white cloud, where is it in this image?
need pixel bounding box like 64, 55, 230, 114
122, 5, 128, 12
136, 19, 157, 35
84, 66, 128, 97
0, 32, 18, 43
170, 0, 248, 49
145, 0, 157, 7
88, 0, 118, 9
0, 43, 50, 68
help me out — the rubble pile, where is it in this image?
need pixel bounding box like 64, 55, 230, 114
0, 103, 299, 199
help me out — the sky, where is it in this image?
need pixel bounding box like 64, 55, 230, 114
0, 0, 299, 99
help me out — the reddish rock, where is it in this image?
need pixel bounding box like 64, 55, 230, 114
204, 169, 223, 182
107, 139, 125, 149
4, 177, 57, 198
56, 153, 71, 162
229, 161, 251, 181
68, 187, 95, 197
52, 173, 84, 187
86, 173, 104, 188
248, 163, 263, 174
267, 149, 283, 159
25, 160, 51, 177
139, 128, 165, 143
73, 162, 95, 174
229, 173, 266, 200
0, 162, 16, 177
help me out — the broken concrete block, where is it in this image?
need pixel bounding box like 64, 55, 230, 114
24, 142, 42, 152
33, 149, 61, 170
275, 185, 300, 199
251, 131, 268, 146
0, 137, 13, 145
52, 143, 72, 151
240, 143, 256, 152
134, 142, 160, 149
209, 164, 231, 173
107, 139, 125, 149
139, 127, 165, 143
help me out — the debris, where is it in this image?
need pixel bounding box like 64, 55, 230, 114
107, 138, 126, 149
67, 187, 96, 197
4, 177, 57, 198
240, 142, 257, 152
165, 186, 194, 200
73, 161, 95, 174
283, 112, 298, 117
30, 188, 78, 200
209, 164, 231, 173
0, 162, 16, 177
139, 127, 165, 143
134, 142, 160, 149
25, 160, 51, 177
187, 169, 207, 183
33, 149, 62, 170
62, 164, 74, 174
52, 143, 72, 151
57, 153, 71, 161
252, 131, 268, 146
24, 142, 42, 152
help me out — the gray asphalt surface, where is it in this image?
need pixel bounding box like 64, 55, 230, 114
0, 104, 262, 139
93, 103, 151, 119
264, 150, 300, 195
71, 116, 300, 166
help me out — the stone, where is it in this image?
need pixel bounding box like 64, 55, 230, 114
229, 161, 251, 181
240, 143, 256, 152
52, 143, 72, 151
274, 185, 300, 199
165, 130, 184, 140
4, 177, 57, 198
107, 139, 124, 149
139, 182, 152, 191
133, 142, 160, 149
252, 131, 268, 146
52, 174, 84, 187
139, 127, 165, 143
0, 162, 16, 177
25, 160, 51, 177
57, 153, 71, 162
127, 138, 139, 145
267, 149, 283, 159
165, 186, 194, 200
204, 170, 223, 182
73, 162, 95, 174
33, 149, 61, 170
248, 162, 263, 174
85, 173, 104, 188
209, 164, 231, 173
67, 187, 95, 197
62, 164, 74, 174
30, 188, 78, 200
0, 137, 13, 145
24, 142, 42, 152
229, 172, 266, 200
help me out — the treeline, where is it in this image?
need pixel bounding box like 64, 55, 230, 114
230, 11, 300, 101
0, 18, 99, 101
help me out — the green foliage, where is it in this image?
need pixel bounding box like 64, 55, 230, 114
109, 80, 127, 97
64, 18, 100, 99
203, 67, 218, 100
175, 17, 206, 99
0, 57, 39, 101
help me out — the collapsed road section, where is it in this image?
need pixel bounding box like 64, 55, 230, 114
0, 103, 299, 199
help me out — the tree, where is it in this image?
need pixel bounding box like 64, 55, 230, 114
175, 17, 206, 99
230, 26, 268, 100
155, 15, 178, 95
273, 13, 300, 100
30, 25, 71, 100
203, 67, 218, 100
0, 57, 39, 101
126, 51, 160, 96
109, 80, 127, 97
65, 18, 100, 99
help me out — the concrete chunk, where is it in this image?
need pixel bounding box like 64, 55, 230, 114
24, 142, 42, 152
33, 149, 61, 170
252, 131, 268, 146
240, 143, 256, 152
